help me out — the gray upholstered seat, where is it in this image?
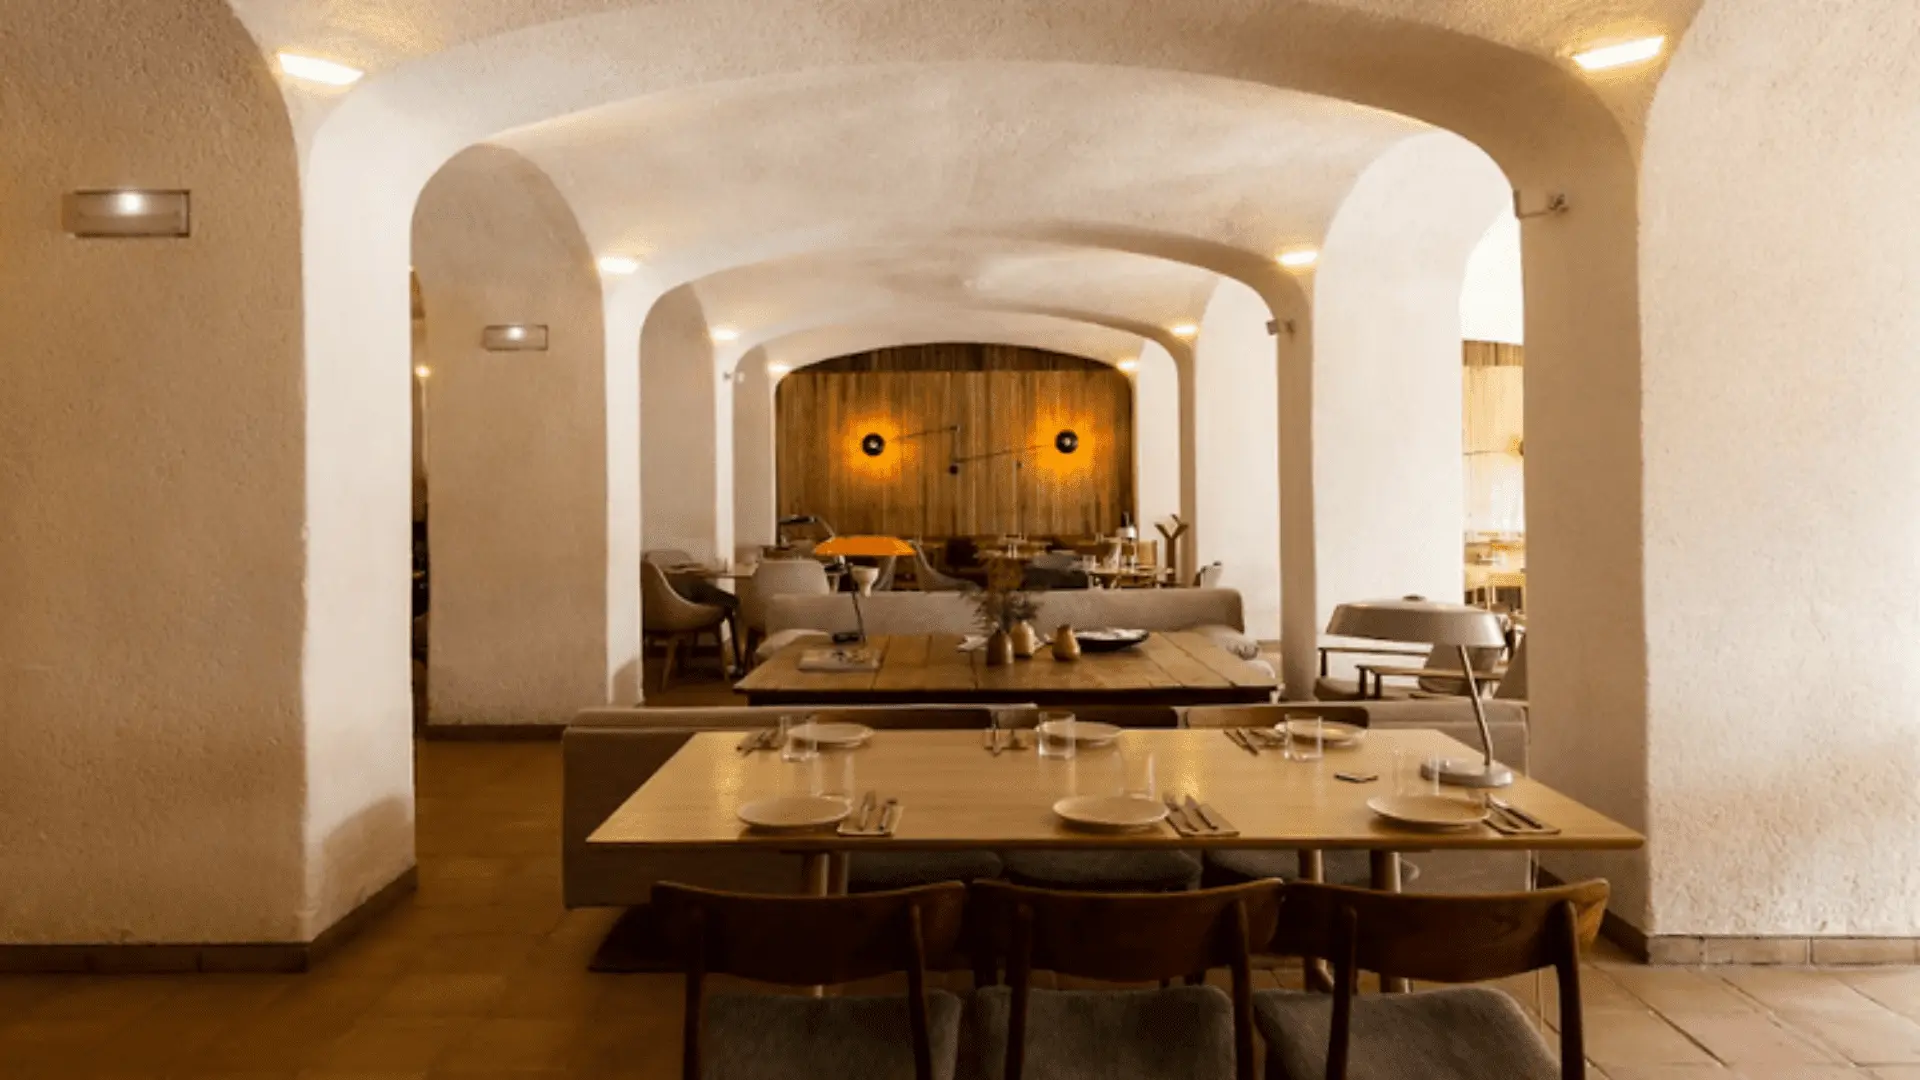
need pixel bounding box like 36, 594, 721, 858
1252, 986, 1558, 1080
848, 850, 1005, 891
702, 990, 965, 1080
964, 985, 1235, 1080
1000, 849, 1201, 891
1202, 850, 1416, 889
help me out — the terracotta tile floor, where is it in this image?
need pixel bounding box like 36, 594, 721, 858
5, 739, 1920, 1078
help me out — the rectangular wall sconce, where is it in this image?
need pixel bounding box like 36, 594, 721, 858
63, 190, 191, 238
481, 324, 549, 352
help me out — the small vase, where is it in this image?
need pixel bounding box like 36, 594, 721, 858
1052, 624, 1082, 661
985, 630, 1015, 667
1009, 621, 1039, 659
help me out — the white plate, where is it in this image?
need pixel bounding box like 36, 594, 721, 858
1053, 794, 1169, 832
1035, 719, 1123, 747
1367, 794, 1489, 831
1280, 720, 1366, 747
737, 795, 852, 832
788, 721, 873, 748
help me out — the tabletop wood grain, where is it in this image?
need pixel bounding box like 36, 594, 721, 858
588, 728, 1643, 854
736, 631, 1279, 705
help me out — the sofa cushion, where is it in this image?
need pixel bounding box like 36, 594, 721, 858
705, 990, 965, 1080
764, 589, 1249, 639
1192, 623, 1260, 661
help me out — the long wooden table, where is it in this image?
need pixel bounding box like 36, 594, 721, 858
735, 631, 1278, 706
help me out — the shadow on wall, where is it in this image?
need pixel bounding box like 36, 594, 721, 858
309, 794, 417, 942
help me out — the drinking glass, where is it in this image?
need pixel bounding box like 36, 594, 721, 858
1037, 710, 1078, 759
810, 750, 854, 806
1394, 750, 1438, 796
1121, 750, 1157, 800
779, 713, 817, 763
1289, 716, 1324, 762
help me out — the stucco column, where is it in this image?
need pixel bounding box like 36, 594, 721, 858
732, 349, 779, 554
1192, 278, 1283, 641
640, 286, 725, 561
412, 145, 618, 726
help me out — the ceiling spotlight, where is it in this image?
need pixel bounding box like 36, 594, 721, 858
1116, 358, 1140, 373
276, 51, 365, 87
1572, 35, 1666, 72
413, 365, 432, 379
596, 256, 640, 276
1170, 324, 1198, 339
710, 327, 740, 343
1277, 248, 1320, 270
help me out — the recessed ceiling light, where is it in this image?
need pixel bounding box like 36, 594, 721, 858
413, 365, 432, 379
276, 51, 364, 87
1572, 35, 1666, 72
1170, 324, 1198, 339
710, 327, 740, 343
1277, 248, 1320, 270
597, 256, 640, 276
1116, 358, 1140, 373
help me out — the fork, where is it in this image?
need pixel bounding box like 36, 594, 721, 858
1162, 793, 1199, 833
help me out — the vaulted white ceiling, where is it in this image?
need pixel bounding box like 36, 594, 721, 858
230, 0, 1698, 364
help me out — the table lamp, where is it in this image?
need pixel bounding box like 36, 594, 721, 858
1325, 598, 1513, 788
811, 535, 916, 643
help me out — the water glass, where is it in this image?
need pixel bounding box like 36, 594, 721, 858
1037, 710, 1078, 759
1394, 750, 1439, 796
1121, 750, 1157, 799
779, 713, 817, 763
810, 750, 855, 806
1289, 717, 1324, 762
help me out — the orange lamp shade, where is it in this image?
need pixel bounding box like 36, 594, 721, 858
813, 535, 917, 558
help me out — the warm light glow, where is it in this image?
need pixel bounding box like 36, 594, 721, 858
767, 363, 792, 376
1572, 35, 1666, 71
111, 191, 149, 215
710, 327, 740, 343
504, 326, 526, 341
1170, 324, 1198, 338
413, 365, 431, 379
276, 51, 365, 86
1116, 358, 1139, 373
1276, 248, 1320, 269
597, 256, 641, 276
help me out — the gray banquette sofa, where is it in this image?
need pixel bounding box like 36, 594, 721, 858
754, 587, 1268, 670
562, 698, 1530, 909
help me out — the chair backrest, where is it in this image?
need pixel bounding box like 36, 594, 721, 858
1493, 634, 1529, 700
653, 882, 970, 1080
642, 560, 719, 632
739, 558, 831, 632
1194, 561, 1225, 588
644, 548, 695, 566
970, 880, 1282, 1080
1266, 880, 1608, 1080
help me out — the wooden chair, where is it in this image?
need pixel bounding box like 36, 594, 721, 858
967, 880, 1283, 1080
1256, 880, 1609, 1080
652, 882, 971, 1080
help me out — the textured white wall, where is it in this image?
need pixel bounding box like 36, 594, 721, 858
732, 351, 779, 553
1133, 342, 1183, 573
412, 145, 614, 726
1193, 279, 1283, 640
1311, 133, 1505, 671
0, 0, 314, 943
640, 286, 722, 560
1461, 212, 1524, 345
1640, 0, 1920, 936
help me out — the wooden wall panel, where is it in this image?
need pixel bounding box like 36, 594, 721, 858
776, 345, 1134, 539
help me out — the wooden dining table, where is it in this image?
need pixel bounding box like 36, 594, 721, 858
589, 726, 1642, 893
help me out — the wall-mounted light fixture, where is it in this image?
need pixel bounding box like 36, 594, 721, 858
1572, 35, 1666, 72
860, 432, 887, 457
63, 190, 190, 238
1054, 430, 1080, 455
1512, 191, 1571, 220
597, 255, 640, 276
481, 324, 549, 352
1276, 248, 1319, 270
414, 365, 432, 379
1170, 323, 1198, 339
1116, 358, 1139, 373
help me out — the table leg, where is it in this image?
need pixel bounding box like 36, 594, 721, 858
829, 851, 850, 895
800, 852, 832, 896
1370, 851, 1410, 993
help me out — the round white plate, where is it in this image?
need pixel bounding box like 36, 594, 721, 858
1281, 720, 1365, 747
1367, 794, 1489, 831
788, 721, 873, 748
1035, 719, 1123, 746
1053, 794, 1169, 832
737, 795, 852, 832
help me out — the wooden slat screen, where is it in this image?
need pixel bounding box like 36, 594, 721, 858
776, 344, 1133, 539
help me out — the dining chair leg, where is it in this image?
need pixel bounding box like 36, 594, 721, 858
1369, 851, 1409, 993
1299, 850, 1335, 992
661, 636, 680, 691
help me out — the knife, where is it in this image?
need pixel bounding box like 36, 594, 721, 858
877, 798, 900, 835
1489, 796, 1548, 831
1185, 795, 1224, 833
1225, 728, 1258, 756
856, 791, 878, 831
1162, 794, 1196, 834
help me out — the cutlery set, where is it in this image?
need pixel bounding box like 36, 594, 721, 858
735, 729, 779, 754
1162, 793, 1239, 837
836, 790, 902, 837
982, 727, 1030, 754
1484, 795, 1560, 836
1223, 727, 1283, 755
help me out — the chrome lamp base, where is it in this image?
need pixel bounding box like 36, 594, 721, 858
1421, 758, 1515, 789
